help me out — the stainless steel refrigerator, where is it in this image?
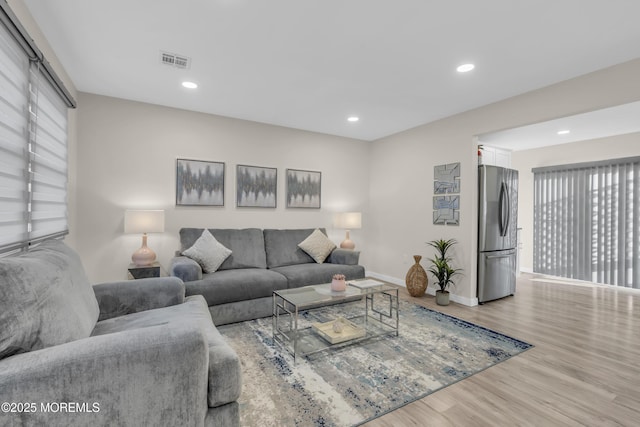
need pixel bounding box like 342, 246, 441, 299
477, 165, 518, 303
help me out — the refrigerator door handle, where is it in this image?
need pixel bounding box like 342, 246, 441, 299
487, 253, 515, 259
498, 182, 506, 236
504, 183, 511, 235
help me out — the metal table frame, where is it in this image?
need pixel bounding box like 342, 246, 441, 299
272, 283, 399, 362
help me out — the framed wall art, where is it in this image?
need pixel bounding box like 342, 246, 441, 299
433, 162, 460, 225
176, 158, 225, 206
433, 195, 460, 225
236, 164, 277, 208
286, 168, 321, 208
434, 162, 460, 194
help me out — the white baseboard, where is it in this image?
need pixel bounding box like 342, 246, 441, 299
366, 271, 478, 307
519, 267, 534, 274
425, 287, 479, 307
366, 271, 405, 287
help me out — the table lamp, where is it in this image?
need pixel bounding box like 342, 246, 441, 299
124, 210, 165, 266
334, 212, 362, 250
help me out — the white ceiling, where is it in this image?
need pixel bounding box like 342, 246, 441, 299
478, 101, 640, 151
23, 0, 640, 141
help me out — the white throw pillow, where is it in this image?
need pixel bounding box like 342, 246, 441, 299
298, 229, 336, 264
182, 229, 232, 273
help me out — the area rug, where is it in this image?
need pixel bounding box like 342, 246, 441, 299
218, 300, 532, 427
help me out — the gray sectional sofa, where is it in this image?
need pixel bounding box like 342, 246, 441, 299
170, 228, 366, 325
0, 240, 241, 427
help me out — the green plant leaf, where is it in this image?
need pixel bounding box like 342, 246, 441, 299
426, 238, 462, 292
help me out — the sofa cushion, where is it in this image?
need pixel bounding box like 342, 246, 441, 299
272, 263, 366, 289
180, 228, 266, 270
298, 228, 337, 263
184, 268, 288, 306
183, 229, 232, 273
264, 228, 327, 268
92, 295, 241, 408
0, 239, 99, 359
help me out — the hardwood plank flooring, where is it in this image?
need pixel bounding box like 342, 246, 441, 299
363, 274, 640, 427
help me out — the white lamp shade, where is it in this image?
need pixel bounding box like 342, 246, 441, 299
124, 210, 165, 234
334, 212, 362, 229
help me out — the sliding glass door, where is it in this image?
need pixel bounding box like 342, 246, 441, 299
533, 157, 640, 288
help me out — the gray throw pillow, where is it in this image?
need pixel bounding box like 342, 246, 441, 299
183, 229, 232, 273
298, 228, 336, 263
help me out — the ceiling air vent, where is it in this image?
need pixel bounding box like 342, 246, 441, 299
160, 51, 191, 69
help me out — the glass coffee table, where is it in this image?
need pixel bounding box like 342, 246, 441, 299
272, 280, 399, 362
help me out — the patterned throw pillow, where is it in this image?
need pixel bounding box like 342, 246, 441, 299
182, 229, 232, 273
298, 229, 336, 264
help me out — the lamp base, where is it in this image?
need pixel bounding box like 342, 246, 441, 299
340, 230, 356, 250
132, 234, 157, 266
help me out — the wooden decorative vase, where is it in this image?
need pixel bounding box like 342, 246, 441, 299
405, 255, 428, 297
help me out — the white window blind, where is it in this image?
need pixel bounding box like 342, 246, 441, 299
0, 21, 29, 252
533, 157, 640, 288
0, 3, 74, 254
29, 65, 68, 241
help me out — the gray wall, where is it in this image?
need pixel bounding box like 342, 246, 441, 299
76, 93, 371, 282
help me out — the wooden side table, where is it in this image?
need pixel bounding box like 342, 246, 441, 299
127, 262, 161, 280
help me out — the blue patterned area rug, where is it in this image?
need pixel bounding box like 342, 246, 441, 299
218, 300, 532, 427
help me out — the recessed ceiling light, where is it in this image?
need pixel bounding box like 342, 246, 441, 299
557, 130, 570, 135
456, 63, 475, 73
182, 81, 198, 89
347, 116, 359, 122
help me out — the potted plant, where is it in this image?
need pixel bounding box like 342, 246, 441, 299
427, 238, 462, 306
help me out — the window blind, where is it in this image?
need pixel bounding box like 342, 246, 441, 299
0, 21, 29, 252
0, 2, 74, 254
29, 64, 68, 241
533, 157, 640, 288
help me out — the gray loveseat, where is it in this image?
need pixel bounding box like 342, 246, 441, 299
0, 240, 241, 427
170, 228, 365, 325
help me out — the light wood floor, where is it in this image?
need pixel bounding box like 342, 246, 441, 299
363, 273, 640, 427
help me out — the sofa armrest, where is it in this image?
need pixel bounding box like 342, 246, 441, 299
93, 276, 185, 321
170, 256, 203, 282
206, 329, 243, 408
326, 248, 360, 265
0, 322, 209, 427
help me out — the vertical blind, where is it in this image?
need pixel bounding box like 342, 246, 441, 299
533, 157, 640, 288
0, 3, 75, 254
